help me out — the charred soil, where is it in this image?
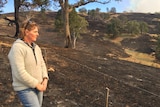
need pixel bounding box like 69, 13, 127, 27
0, 12, 160, 107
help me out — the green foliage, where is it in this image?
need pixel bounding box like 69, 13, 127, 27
69, 8, 88, 38
156, 22, 160, 34
106, 16, 149, 38
0, 0, 7, 13
78, 7, 87, 14
32, 0, 51, 11
110, 7, 116, 13
126, 20, 148, 35
155, 23, 160, 60
99, 13, 110, 20
139, 21, 148, 34
54, 10, 64, 32
106, 18, 122, 38
87, 8, 110, 21
55, 8, 88, 48
155, 36, 160, 60
32, 0, 50, 7
55, 8, 88, 36
88, 8, 101, 20
126, 20, 140, 35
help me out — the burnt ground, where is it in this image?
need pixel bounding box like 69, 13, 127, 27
1, 12, 160, 107
1, 33, 160, 107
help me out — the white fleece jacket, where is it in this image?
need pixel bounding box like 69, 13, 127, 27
8, 39, 48, 91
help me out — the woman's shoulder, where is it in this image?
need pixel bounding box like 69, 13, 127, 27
13, 39, 24, 44
12, 39, 27, 49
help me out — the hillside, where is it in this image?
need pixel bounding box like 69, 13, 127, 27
0, 12, 160, 107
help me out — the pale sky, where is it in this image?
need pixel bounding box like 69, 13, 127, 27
129, 0, 160, 13
2, 0, 160, 13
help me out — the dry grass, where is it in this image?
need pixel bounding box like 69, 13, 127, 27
111, 36, 160, 68
0, 42, 12, 47
119, 49, 160, 68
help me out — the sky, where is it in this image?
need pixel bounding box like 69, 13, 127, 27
2, 0, 160, 14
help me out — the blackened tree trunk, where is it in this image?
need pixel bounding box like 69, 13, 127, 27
14, 0, 20, 38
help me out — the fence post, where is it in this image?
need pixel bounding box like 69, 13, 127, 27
106, 87, 110, 107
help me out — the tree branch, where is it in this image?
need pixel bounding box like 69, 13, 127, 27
3, 16, 15, 26
73, 0, 111, 8
0, 0, 7, 7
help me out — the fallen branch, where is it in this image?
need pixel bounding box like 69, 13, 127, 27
3, 16, 15, 26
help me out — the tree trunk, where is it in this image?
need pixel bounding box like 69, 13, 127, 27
64, 10, 72, 48
14, 0, 20, 38
73, 32, 77, 49
64, 0, 72, 48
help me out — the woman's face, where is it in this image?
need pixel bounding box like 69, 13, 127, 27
25, 26, 39, 43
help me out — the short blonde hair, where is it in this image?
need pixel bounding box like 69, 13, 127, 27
18, 20, 38, 39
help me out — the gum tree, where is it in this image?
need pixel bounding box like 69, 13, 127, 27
53, 0, 122, 48
12, 0, 50, 37
0, 0, 7, 13
55, 8, 88, 48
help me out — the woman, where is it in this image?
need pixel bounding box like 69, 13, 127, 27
8, 20, 49, 107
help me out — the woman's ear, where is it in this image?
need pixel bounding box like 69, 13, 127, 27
24, 29, 29, 36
